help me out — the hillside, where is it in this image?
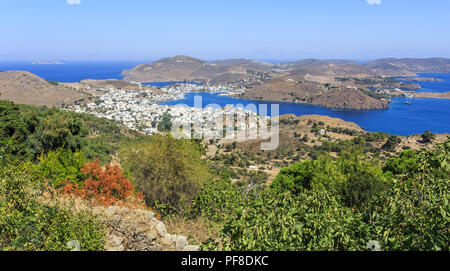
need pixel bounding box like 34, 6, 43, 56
240, 78, 325, 101
209, 113, 449, 183
310, 88, 389, 110
287, 58, 414, 78
122, 55, 265, 84
239, 78, 389, 110
0, 71, 87, 107
365, 58, 450, 73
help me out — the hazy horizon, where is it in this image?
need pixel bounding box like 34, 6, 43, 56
1, 56, 448, 64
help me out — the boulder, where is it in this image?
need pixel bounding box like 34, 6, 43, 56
175, 235, 188, 251
96, 206, 194, 251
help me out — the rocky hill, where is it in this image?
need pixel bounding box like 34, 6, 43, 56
296, 60, 414, 77
310, 88, 389, 110
240, 78, 389, 110
0, 71, 87, 107
240, 78, 324, 101
365, 58, 450, 73
122, 55, 265, 84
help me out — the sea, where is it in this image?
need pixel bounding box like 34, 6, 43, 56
0, 61, 142, 82
0, 61, 449, 136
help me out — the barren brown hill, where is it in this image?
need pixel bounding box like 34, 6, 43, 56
310, 88, 389, 110
365, 58, 450, 73
122, 55, 264, 83
241, 78, 325, 102
0, 71, 87, 107
122, 55, 207, 82
239, 78, 388, 110
285, 58, 450, 77
283, 58, 450, 77
285, 59, 415, 78
122, 56, 273, 84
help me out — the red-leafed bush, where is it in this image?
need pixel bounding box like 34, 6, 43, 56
63, 159, 145, 208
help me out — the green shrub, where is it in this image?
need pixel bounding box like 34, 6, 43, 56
272, 150, 386, 207
337, 170, 386, 208
192, 179, 242, 222
0, 100, 32, 161
32, 148, 87, 188
1, 100, 128, 164
215, 140, 450, 251
383, 149, 419, 177
82, 136, 114, 164
367, 140, 449, 250
120, 134, 211, 216
46, 80, 59, 86
271, 159, 317, 193
220, 190, 368, 251
157, 112, 172, 132
0, 165, 105, 251
421, 129, 436, 144
382, 135, 402, 152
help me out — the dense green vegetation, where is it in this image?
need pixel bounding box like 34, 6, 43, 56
192, 141, 449, 251
120, 135, 211, 216
0, 100, 133, 164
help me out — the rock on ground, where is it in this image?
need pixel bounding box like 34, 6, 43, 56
94, 206, 199, 251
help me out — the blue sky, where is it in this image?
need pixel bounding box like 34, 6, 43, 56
1, 0, 450, 61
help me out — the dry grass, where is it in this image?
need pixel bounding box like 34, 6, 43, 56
0, 71, 87, 107
164, 216, 222, 247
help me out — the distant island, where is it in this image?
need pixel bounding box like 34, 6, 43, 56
31, 60, 65, 65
